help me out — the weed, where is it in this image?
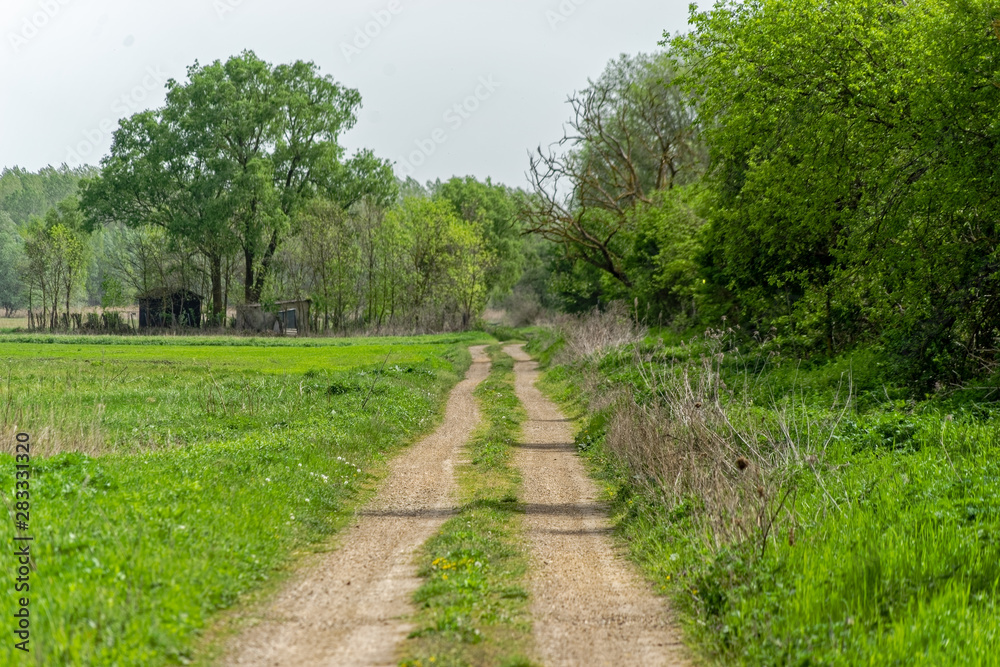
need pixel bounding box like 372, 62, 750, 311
552, 301, 647, 362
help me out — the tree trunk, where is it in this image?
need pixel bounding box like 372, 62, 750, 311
65, 271, 71, 324
825, 287, 834, 356
249, 230, 280, 304
211, 254, 224, 321
224, 255, 232, 328
244, 244, 256, 304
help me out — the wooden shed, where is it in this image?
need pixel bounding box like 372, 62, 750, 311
138, 288, 202, 328
236, 299, 311, 336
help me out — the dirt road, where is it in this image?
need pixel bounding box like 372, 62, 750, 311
505, 344, 688, 667
222, 346, 491, 667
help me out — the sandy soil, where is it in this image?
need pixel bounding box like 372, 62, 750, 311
504, 344, 689, 667
222, 346, 491, 667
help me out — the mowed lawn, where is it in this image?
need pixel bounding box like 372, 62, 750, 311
0, 333, 487, 665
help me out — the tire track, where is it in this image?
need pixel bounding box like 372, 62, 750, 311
222, 346, 491, 667
504, 344, 688, 667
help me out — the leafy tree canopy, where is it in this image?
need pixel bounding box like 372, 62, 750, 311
672, 0, 1000, 382
434, 176, 525, 300
81, 50, 397, 315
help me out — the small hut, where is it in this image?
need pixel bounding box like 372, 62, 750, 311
138, 288, 203, 329
236, 299, 311, 336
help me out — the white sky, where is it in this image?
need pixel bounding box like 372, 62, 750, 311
0, 0, 698, 190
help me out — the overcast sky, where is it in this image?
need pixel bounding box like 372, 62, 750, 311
0, 0, 698, 190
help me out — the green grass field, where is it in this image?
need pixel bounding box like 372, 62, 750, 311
0, 332, 488, 665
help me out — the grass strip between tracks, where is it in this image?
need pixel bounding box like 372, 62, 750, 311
400, 345, 538, 667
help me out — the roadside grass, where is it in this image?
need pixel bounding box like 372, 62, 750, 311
400, 345, 537, 667
0, 334, 482, 665
530, 331, 1000, 666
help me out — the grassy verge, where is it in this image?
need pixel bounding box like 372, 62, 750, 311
399, 345, 537, 667
0, 334, 487, 665
529, 330, 1000, 666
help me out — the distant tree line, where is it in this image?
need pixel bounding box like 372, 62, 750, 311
0, 166, 96, 321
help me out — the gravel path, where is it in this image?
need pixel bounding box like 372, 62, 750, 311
222, 346, 491, 667
504, 344, 689, 667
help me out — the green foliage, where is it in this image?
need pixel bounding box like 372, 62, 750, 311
515, 0, 1000, 389
0, 212, 25, 315
20, 197, 90, 328
81, 50, 397, 314
435, 176, 526, 302
500, 234, 562, 323
572, 410, 608, 453
0, 165, 95, 225
386, 197, 496, 329
625, 185, 710, 325
292, 199, 361, 330
672, 0, 1000, 383
99, 275, 128, 309
522, 327, 564, 368
483, 325, 519, 343
546, 255, 610, 314
0, 335, 473, 664
525, 51, 703, 302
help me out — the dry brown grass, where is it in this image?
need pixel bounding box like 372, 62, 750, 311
1, 408, 107, 458
555, 301, 648, 361
0, 316, 28, 329
574, 323, 851, 557
0, 361, 109, 457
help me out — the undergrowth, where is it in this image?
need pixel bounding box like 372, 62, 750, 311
529, 323, 1000, 666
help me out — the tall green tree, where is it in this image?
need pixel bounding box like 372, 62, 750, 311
435, 176, 524, 301
447, 221, 494, 329
81, 110, 236, 317
21, 197, 89, 328
0, 212, 25, 316
525, 52, 703, 288
386, 197, 492, 330
82, 51, 396, 316
297, 199, 361, 331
